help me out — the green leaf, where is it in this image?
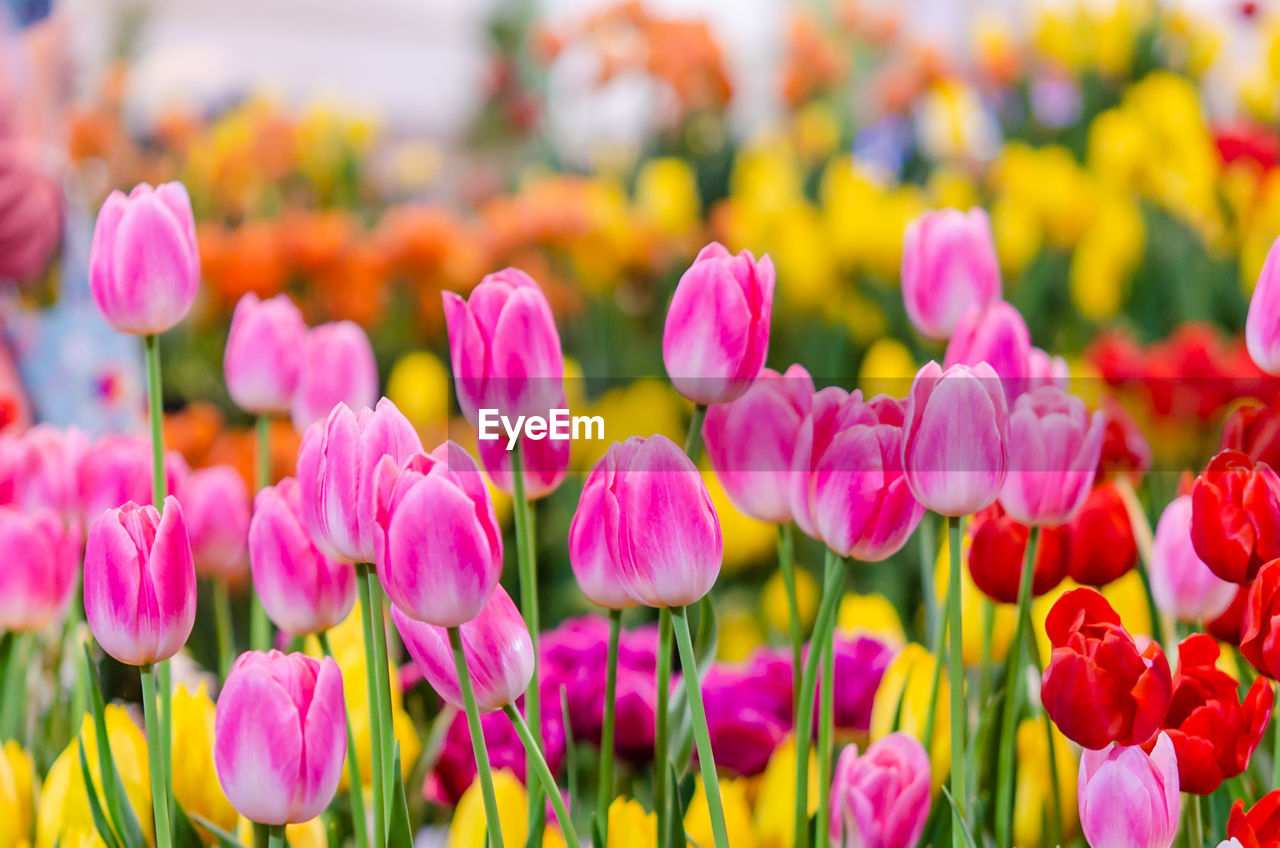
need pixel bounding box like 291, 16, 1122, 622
665, 762, 687, 848
172, 802, 206, 848
81, 645, 146, 848
187, 813, 250, 848
558, 686, 584, 837
940, 786, 979, 848
388, 744, 414, 848
77, 738, 124, 848
667, 598, 717, 773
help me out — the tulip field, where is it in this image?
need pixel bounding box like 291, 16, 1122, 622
15, 2, 1280, 848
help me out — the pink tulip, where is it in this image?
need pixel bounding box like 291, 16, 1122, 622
572, 435, 721, 608
249, 478, 356, 636
83, 497, 196, 666
79, 434, 188, 529
790, 387, 925, 560
89, 182, 199, 335
901, 208, 1002, 340
1247, 236, 1280, 375
944, 301, 1032, 401
373, 441, 503, 627
702, 364, 814, 523
476, 430, 569, 501
0, 506, 80, 632
1027, 347, 1069, 392
224, 293, 308, 415
997, 386, 1105, 526
0, 425, 87, 524
290, 321, 380, 432
902, 361, 1010, 516
828, 732, 931, 848
296, 399, 423, 563
214, 650, 347, 825
1078, 732, 1180, 848
181, 466, 250, 580
1150, 494, 1238, 624
662, 242, 775, 405
392, 585, 534, 713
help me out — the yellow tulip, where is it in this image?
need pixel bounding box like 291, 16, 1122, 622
763, 568, 818, 636
856, 339, 916, 401
446, 769, 565, 848
635, 158, 701, 236
771, 202, 838, 312
605, 797, 657, 848
792, 102, 840, 163
1013, 716, 1078, 848
835, 593, 905, 646
754, 736, 817, 848
868, 643, 950, 787
386, 352, 451, 438
989, 193, 1043, 277
927, 166, 979, 212
0, 741, 36, 848
685, 776, 754, 848
171, 683, 238, 840
236, 817, 328, 848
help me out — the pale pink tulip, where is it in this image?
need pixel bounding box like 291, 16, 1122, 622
1150, 494, 1238, 624
1078, 732, 1180, 848
829, 733, 931, 848
944, 301, 1032, 401
181, 465, 250, 580
901, 208, 1002, 340
290, 321, 379, 432
1247, 236, 1280, 375
224, 293, 308, 414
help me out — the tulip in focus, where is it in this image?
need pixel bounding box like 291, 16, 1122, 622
1247, 236, 1280, 375
943, 301, 1032, 402
0, 507, 79, 632
89, 182, 199, 335
1191, 450, 1280, 585
828, 733, 931, 848
901, 207, 1002, 340
1223, 402, 1280, 468
181, 465, 250, 580
1077, 733, 1179, 848
291, 321, 380, 432
83, 497, 196, 667
213, 651, 347, 826
1150, 494, 1238, 623
224, 293, 308, 415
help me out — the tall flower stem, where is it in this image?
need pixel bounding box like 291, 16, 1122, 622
267, 824, 285, 848
252, 822, 268, 848
505, 704, 580, 848
684, 405, 707, 463
919, 516, 937, 646
597, 608, 623, 829
671, 605, 729, 848
946, 515, 967, 848
251, 416, 273, 651
654, 608, 673, 847
995, 525, 1040, 848
815, 605, 836, 848
1189, 793, 1205, 848
355, 564, 387, 848
450, 627, 504, 848
920, 600, 950, 750
319, 632, 369, 848
0, 633, 28, 743
140, 664, 173, 848
777, 524, 803, 713
213, 581, 236, 679
509, 443, 545, 844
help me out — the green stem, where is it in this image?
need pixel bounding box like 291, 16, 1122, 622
995, 525, 1039, 848
654, 609, 673, 848
213, 581, 236, 679
367, 570, 396, 829
320, 632, 369, 848
597, 609, 622, 830
946, 515, 967, 848
355, 564, 386, 848
1189, 792, 1205, 848
977, 600, 995, 711
777, 523, 803, 716
920, 600, 949, 750
251, 416, 273, 652
815, 602, 837, 848
670, 606, 728, 848
683, 405, 707, 464
793, 550, 843, 848
267, 823, 285, 848
510, 443, 544, 846
159, 659, 173, 821
450, 627, 504, 848
140, 665, 173, 848
253, 822, 269, 848
0, 633, 28, 743
144, 334, 167, 507
919, 516, 937, 646
505, 704, 580, 848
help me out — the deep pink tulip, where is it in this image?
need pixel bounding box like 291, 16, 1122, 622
662, 242, 774, 405
1247, 236, 1280, 375
249, 478, 356, 636
373, 442, 502, 627
0, 425, 88, 524
1150, 494, 1238, 624
392, 585, 534, 713
817, 633, 895, 735
702, 364, 814, 523
790, 387, 925, 560
224, 293, 308, 415
214, 650, 347, 826
1078, 732, 1180, 848
902, 361, 1010, 516
296, 399, 423, 564
572, 435, 722, 608
0, 506, 80, 632
88, 182, 199, 335
997, 386, 1105, 526
290, 321, 379, 432
181, 465, 250, 580
83, 497, 196, 666
901, 208, 1002, 340
79, 434, 188, 529
828, 732, 931, 848
475, 431, 569, 501
944, 301, 1033, 401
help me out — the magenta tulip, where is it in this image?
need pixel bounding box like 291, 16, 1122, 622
83, 497, 196, 666
901, 208, 1002, 340
88, 182, 199, 335
224, 293, 308, 415
373, 441, 502, 627
296, 399, 423, 564
181, 465, 250, 580
392, 585, 534, 713
0, 506, 80, 632
1247, 236, 1280, 375
702, 364, 814, 523
1078, 732, 1180, 848
943, 301, 1032, 401
790, 387, 925, 560
997, 386, 1105, 526
0, 425, 87, 524
662, 242, 774, 405
572, 435, 721, 608
828, 732, 931, 848
249, 478, 356, 636
1150, 494, 1238, 624
290, 321, 379, 432
79, 434, 188, 529
214, 650, 347, 826
902, 361, 1010, 516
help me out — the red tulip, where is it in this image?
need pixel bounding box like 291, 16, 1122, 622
1228, 790, 1280, 848
1241, 560, 1280, 679
1064, 481, 1138, 588
967, 503, 1069, 604
1223, 402, 1280, 469
1209, 586, 1249, 646
1191, 450, 1280, 585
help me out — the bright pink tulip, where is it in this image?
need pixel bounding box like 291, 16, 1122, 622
79, 434, 188, 528
88, 182, 199, 335
702, 364, 814, 523
249, 478, 355, 636
476, 431, 569, 501
662, 242, 774, 405
902, 361, 1010, 516
296, 399, 423, 563
572, 435, 721, 608
224, 293, 308, 415
997, 386, 1105, 526
790, 388, 924, 560
214, 650, 347, 825
1150, 494, 1238, 624
0, 506, 80, 631
944, 301, 1032, 401
828, 732, 931, 848
181, 466, 250, 580
392, 585, 534, 713
374, 442, 502, 627
0, 425, 87, 523
1247, 236, 1280, 375
290, 321, 379, 432
83, 497, 196, 666
901, 208, 1002, 340
1078, 732, 1180, 848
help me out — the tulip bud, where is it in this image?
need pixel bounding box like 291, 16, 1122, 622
392, 585, 534, 713
1247, 236, 1280, 374
290, 321, 379, 433
1222, 402, 1280, 468
662, 242, 774, 405
1150, 495, 1238, 624
828, 733, 931, 848
1228, 791, 1280, 848
701, 650, 792, 776
83, 497, 196, 666
901, 208, 1001, 340
944, 301, 1033, 401
213, 651, 347, 826
224, 293, 308, 415
0, 507, 80, 632
79, 434, 188, 529
1191, 450, 1280, 585
902, 361, 1009, 516
249, 478, 356, 637
89, 182, 199, 335
181, 466, 250, 580
1078, 733, 1179, 848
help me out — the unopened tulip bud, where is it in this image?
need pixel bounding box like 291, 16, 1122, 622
224, 293, 308, 414
290, 322, 379, 432
901, 208, 1001, 340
